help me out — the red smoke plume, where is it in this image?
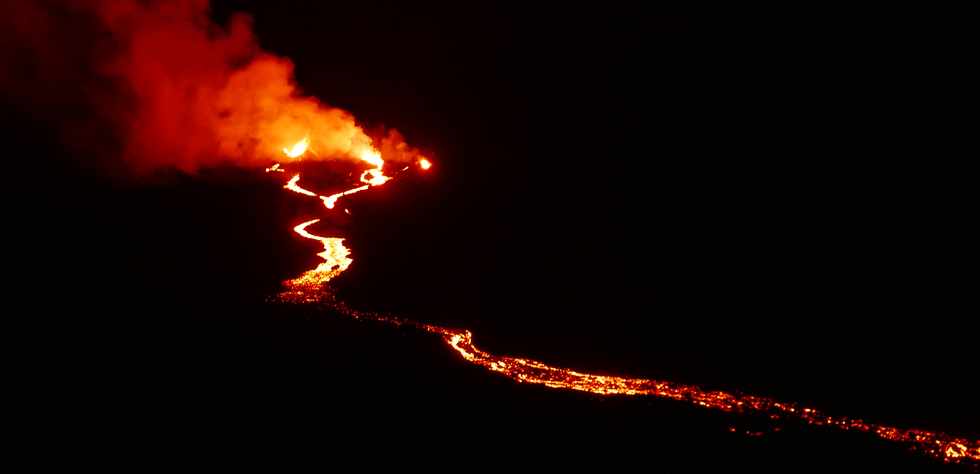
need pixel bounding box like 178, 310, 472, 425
0, 0, 425, 174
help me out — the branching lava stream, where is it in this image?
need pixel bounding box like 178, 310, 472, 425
266, 141, 978, 467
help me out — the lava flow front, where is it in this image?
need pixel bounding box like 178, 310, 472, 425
265, 139, 978, 467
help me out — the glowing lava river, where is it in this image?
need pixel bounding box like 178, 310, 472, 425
265, 144, 978, 467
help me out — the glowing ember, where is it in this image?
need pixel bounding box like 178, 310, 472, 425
265, 163, 284, 173
282, 137, 310, 158
268, 143, 978, 468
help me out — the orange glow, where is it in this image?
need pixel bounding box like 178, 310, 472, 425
422, 327, 980, 464
268, 146, 977, 468
278, 137, 395, 209
282, 136, 310, 159
419, 158, 432, 170
279, 219, 351, 303
284, 174, 317, 197
355, 148, 391, 186
357, 148, 384, 169
360, 169, 391, 186
321, 185, 370, 209
2, 1, 436, 174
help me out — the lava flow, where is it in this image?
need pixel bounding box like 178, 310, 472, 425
278, 219, 351, 304
266, 139, 978, 467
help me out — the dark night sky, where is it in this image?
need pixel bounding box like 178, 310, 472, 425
3, 2, 975, 471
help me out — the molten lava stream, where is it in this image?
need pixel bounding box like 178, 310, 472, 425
266, 144, 978, 467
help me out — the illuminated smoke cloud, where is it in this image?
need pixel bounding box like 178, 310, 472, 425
0, 0, 426, 174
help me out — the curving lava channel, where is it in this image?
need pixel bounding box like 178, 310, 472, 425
266, 148, 979, 467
